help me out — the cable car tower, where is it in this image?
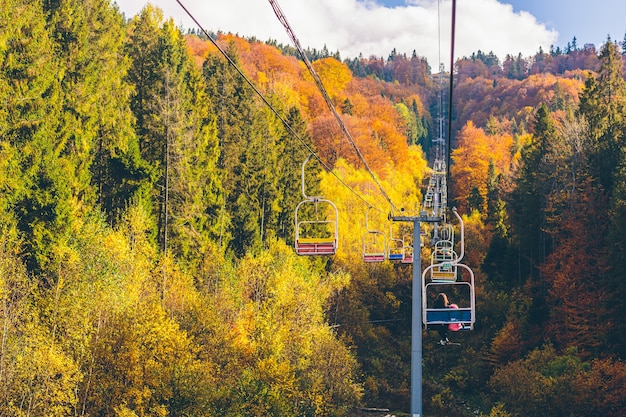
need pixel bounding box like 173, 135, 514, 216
262, 0, 472, 415
393, 2, 474, 414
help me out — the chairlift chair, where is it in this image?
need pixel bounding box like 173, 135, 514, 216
362, 206, 386, 262
401, 235, 414, 264
388, 224, 404, 261
422, 208, 475, 329
294, 155, 338, 256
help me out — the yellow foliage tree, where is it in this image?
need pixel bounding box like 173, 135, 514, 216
318, 150, 425, 269
214, 240, 360, 415
0, 236, 81, 416
309, 57, 353, 101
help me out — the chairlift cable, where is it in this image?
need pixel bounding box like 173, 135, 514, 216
175, 0, 377, 210
421, 1, 475, 331
267, 0, 400, 214
446, 0, 457, 209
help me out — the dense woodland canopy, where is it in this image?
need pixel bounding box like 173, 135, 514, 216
1, 0, 625, 416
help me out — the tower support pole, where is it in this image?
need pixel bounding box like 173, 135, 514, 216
391, 214, 441, 417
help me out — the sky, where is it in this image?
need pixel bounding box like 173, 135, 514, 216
114, 0, 626, 69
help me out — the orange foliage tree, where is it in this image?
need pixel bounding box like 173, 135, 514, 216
451, 121, 514, 213
453, 72, 584, 130
185, 34, 216, 66
184, 33, 420, 191
540, 177, 612, 357
489, 345, 626, 417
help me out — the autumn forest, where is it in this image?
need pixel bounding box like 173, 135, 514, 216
1, 0, 626, 416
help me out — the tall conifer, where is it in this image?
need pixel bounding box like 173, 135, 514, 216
203, 43, 279, 257
126, 7, 223, 263
508, 104, 555, 293
578, 40, 626, 193
2, 0, 66, 274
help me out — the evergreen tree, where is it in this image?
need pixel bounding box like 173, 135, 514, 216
485, 160, 499, 224
237, 106, 279, 253
125, 5, 169, 249
482, 196, 513, 290
396, 99, 428, 147
126, 7, 223, 263
44, 0, 149, 214
576, 43, 626, 349
508, 104, 555, 287
273, 107, 313, 244
578, 40, 626, 193
202, 43, 276, 257
1, 0, 70, 274
6, 0, 152, 274
467, 186, 484, 212
84, 2, 154, 222
586, 41, 626, 354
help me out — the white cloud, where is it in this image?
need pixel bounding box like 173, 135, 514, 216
115, 0, 558, 69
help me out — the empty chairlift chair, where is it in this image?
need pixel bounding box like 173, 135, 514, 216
401, 235, 414, 264
294, 155, 339, 256
387, 224, 404, 262
362, 206, 386, 262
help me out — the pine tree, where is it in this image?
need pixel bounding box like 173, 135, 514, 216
578, 40, 626, 193
508, 104, 555, 288
86, 2, 154, 222
126, 7, 223, 263
2, 0, 69, 274
44, 0, 149, 211
5, 0, 153, 274
576, 43, 626, 353
202, 42, 285, 257
274, 107, 315, 243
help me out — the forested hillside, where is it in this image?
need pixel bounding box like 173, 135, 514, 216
1, 1, 625, 416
